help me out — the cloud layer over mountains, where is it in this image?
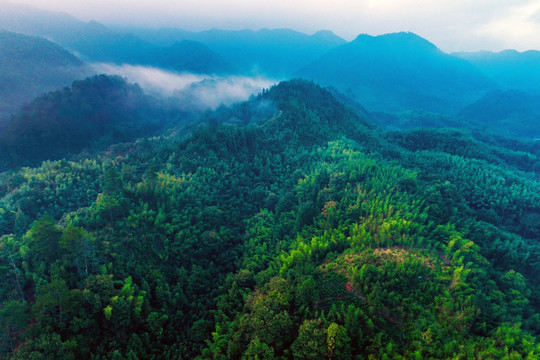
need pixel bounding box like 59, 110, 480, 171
94, 63, 277, 111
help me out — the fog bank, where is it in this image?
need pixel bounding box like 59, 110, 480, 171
94, 63, 277, 111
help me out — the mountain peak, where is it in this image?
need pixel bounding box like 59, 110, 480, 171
83, 20, 111, 34
353, 31, 439, 52
310, 30, 346, 44
296, 31, 494, 113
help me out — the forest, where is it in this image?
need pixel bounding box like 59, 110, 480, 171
0, 79, 538, 359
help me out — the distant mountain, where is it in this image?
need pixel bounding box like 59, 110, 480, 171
0, 75, 176, 170
0, 1, 85, 41
454, 50, 540, 94
150, 40, 235, 74
55, 22, 236, 74
459, 90, 540, 139
127, 27, 347, 77
0, 2, 235, 74
0, 29, 93, 119
296, 32, 497, 113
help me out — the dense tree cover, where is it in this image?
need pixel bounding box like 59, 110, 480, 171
0, 75, 186, 171
0, 80, 538, 359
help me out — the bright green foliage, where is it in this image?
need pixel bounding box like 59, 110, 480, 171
0, 80, 538, 359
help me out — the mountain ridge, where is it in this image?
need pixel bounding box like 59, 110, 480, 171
296, 31, 497, 113
0, 3, 236, 75
454, 49, 540, 94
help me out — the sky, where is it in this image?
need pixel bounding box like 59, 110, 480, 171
6, 0, 540, 52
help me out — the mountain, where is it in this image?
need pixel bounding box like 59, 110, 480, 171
0, 1, 86, 41
56, 23, 236, 74
458, 89, 540, 139
151, 40, 235, 74
0, 80, 538, 359
0, 75, 178, 170
296, 32, 497, 113
454, 50, 540, 94
127, 27, 347, 77
0, 2, 235, 74
0, 29, 93, 119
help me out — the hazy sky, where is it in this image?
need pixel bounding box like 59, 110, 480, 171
7, 0, 540, 51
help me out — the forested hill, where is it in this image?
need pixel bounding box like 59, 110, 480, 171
0, 29, 93, 119
0, 75, 178, 171
0, 80, 539, 359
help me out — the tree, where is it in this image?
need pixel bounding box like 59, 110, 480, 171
326, 323, 351, 359
22, 215, 63, 280
0, 235, 26, 302
0, 301, 30, 354
242, 338, 276, 360
60, 224, 97, 277
291, 319, 326, 360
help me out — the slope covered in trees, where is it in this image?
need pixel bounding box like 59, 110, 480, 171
0, 80, 538, 359
0, 30, 93, 119
0, 75, 180, 171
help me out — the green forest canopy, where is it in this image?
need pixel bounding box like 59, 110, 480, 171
0, 80, 538, 359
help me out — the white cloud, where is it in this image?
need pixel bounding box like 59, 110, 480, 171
93, 63, 207, 95
475, 2, 540, 51
93, 63, 277, 111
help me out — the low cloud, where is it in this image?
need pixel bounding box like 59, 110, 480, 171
93, 63, 277, 111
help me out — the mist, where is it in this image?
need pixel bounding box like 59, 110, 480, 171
93, 63, 277, 111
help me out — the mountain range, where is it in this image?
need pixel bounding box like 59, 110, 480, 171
454, 49, 540, 94
0, 2, 540, 359
0, 2, 235, 75
128, 27, 347, 77
4, 1, 540, 118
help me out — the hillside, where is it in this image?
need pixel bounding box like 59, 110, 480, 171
0, 80, 538, 359
454, 50, 540, 94
0, 75, 178, 170
296, 32, 497, 113
0, 29, 93, 119
458, 90, 540, 139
